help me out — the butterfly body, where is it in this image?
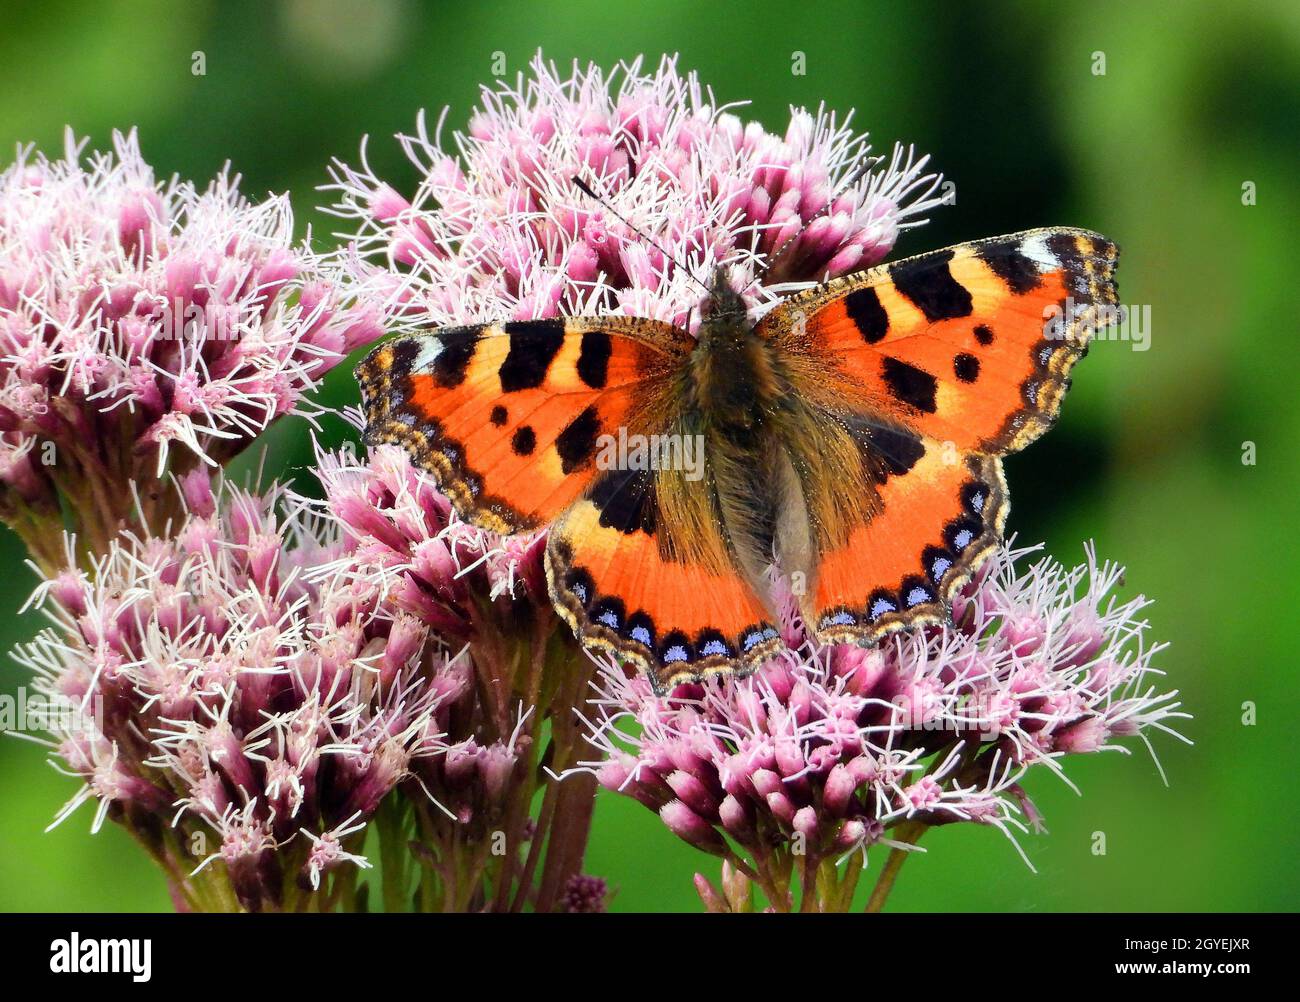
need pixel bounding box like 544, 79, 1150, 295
676, 273, 790, 590
359, 228, 1119, 691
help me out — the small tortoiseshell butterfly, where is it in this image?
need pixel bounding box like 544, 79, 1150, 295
358, 228, 1118, 692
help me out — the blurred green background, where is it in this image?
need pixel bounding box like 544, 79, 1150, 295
1, 0, 1297, 912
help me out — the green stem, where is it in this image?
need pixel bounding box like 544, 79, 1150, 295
864, 821, 927, 913
376, 796, 410, 913
835, 852, 866, 911
798, 852, 822, 913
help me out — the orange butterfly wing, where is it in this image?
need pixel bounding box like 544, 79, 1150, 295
358, 319, 780, 690
757, 228, 1118, 644
357, 318, 692, 533
808, 448, 1008, 643
360, 229, 1117, 682
766, 228, 1117, 454
546, 465, 781, 692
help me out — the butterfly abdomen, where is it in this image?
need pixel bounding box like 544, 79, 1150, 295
674, 316, 789, 596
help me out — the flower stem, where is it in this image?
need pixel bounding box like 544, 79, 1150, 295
837, 855, 865, 911
864, 821, 927, 913
376, 795, 411, 912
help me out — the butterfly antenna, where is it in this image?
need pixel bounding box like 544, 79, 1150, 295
571, 176, 711, 295
757, 154, 884, 280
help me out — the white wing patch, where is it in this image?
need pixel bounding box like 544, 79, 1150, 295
1019, 233, 1061, 272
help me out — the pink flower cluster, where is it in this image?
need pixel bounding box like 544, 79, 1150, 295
16, 443, 552, 911
1, 56, 1188, 914
312, 441, 549, 641
581, 543, 1187, 901
326, 54, 945, 331
0, 130, 381, 561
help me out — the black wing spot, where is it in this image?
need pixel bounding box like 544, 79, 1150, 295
953, 352, 980, 383
1046, 233, 1084, 271
890, 250, 973, 321
845, 287, 889, 343
577, 330, 612, 388
974, 324, 995, 346
555, 404, 602, 474
881, 357, 938, 413
944, 516, 983, 554
900, 575, 936, 608
866, 589, 899, 622
564, 566, 595, 608
694, 628, 733, 659
386, 338, 420, 375
511, 425, 536, 455
625, 611, 656, 649
976, 243, 1044, 294
500, 320, 566, 391
490, 405, 508, 426
922, 544, 955, 585
430, 327, 481, 388
866, 424, 926, 477
961, 480, 989, 517
590, 596, 627, 633
589, 468, 656, 534
659, 630, 694, 668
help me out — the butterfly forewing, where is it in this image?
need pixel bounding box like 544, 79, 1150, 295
356, 318, 691, 533
760, 228, 1118, 455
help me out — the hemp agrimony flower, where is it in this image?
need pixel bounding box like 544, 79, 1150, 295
0, 130, 380, 569
325, 53, 944, 329
579, 544, 1188, 912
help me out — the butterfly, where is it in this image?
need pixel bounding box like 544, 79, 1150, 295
357, 228, 1119, 692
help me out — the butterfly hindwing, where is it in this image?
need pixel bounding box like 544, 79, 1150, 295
810, 443, 1007, 644
546, 461, 782, 694
356, 318, 693, 534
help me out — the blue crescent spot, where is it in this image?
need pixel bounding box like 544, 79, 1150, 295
970, 492, 985, 514
630, 625, 652, 645
906, 586, 931, 607
597, 610, 619, 628
953, 529, 973, 550
742, 631, 764, 651
700, 639, 728, 657
664, 645, 688, 663
869, 598, 897, 620
931, 557, 952, 579
821, 612, 855, 627
762, 627, 779, 640
571, 583, 588, 602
